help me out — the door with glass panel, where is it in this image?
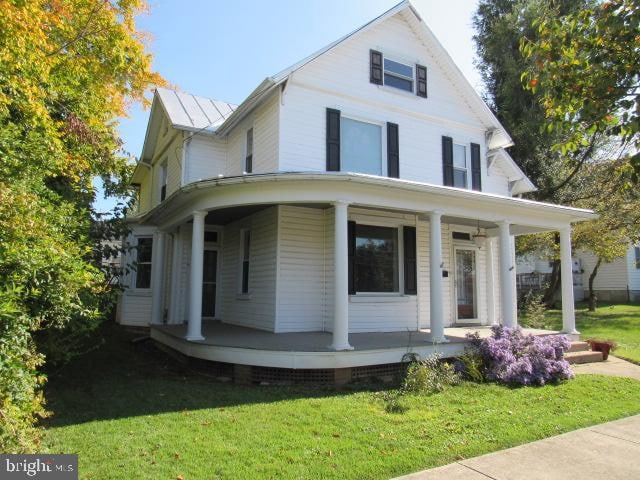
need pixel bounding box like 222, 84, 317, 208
455, 248, 477, 322
202, 249, 217, 318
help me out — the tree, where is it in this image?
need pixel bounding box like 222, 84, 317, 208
0, 0, 163, 452
521, 0, 640, 180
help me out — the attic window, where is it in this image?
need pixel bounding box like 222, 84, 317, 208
383, 58, 414, 92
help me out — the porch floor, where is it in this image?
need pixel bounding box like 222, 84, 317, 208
151, 321, 558, 352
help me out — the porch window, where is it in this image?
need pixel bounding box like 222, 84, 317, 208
245, 128, 253, 173
354, 224, 399, 292
134, 237, 153, 289
239, 229, 251, 294
340, 117, 382, 175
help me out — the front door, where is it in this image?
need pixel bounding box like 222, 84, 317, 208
455, 248, 477, 322
202, 249, 217, 317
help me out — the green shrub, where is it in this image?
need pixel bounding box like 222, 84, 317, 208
402, 355, 460, 394
519, 292, 550, 330
456, 349, 485, 382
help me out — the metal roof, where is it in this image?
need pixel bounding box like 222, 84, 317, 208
156, 87, 237, 133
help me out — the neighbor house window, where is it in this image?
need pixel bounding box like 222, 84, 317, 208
135, 237, 153, 289
340, 117, 382, 175
240, 229, 251, 293
453, 144, 467, 188
355, 224, 398, 292
245, 128, 253, 173
383, 58, 414, 92
159, 160, 167, 201
635, 246, 640, 269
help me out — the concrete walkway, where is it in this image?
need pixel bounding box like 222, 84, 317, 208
572, 355, 640, 380
397, 415, 640, 479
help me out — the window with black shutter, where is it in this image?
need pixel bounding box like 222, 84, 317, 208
403, 226, 417, 295
442, 136, 454, 187
326, 108, 341, 171
387, 122, 399, 178
370, 50, 383, 85
416, 64, 427, 98
471, 142, 481, 191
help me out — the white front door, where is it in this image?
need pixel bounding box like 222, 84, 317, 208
455, 248, 478, 323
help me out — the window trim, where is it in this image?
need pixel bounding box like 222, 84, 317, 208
159, 159, 168, 202
452, 142, 469, 189
339, 113, 387, 176
382, 56, 415, 93
133, 236, 153, 290
239, 228, 251, 294
245, 127, 253, 174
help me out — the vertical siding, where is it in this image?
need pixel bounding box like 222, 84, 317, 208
276, 206, 325, 332
219, 207, 278, 331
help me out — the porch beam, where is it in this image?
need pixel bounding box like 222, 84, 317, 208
150, 231, 166, 324
186, 210, 206, 341
560, 225, 579, 334
331, 201, 353, 351
498, 221, 516, 328
429, 210, 447, 343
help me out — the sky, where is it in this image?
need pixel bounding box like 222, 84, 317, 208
95, 0, 482, 213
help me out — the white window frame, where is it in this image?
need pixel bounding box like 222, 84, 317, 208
452, 142, 469, 189
238, 228, 251, 295
340, 113, 387, 176
133, 236, 153, 290
244, 127, 253, 174
382, 55, 415, 93
159, 159, 168, 202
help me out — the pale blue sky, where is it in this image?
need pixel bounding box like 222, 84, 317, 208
95, 0, 481, 212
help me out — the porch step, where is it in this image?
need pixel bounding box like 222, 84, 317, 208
568, 341, 590, 353
565, 350, 604, 365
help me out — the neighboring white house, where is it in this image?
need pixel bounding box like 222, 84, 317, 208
117, 1, 594, 372
579, 245, 640, 302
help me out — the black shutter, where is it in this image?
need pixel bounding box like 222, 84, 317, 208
416, 64, 427, 98
370, 49, 383, 85
387, 122, 399, 178
442, 136, 454, 186
348, 220, 356, 295
471, 142, 481, 191
326, 108, 341, 171
403, 226, 417, 295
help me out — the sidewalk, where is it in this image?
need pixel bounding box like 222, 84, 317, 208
396, 414, 640, 479
572, 355, 640, 380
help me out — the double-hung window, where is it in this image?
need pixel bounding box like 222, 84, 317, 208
354, 224, 399, 292
245, 128, 253, 173
340, 117, 383, 176
135, 237, 153, 289
383, 58, 414, 93
452, 144, 468, 188
239, 229, 251, 294
159, 160, 167, 201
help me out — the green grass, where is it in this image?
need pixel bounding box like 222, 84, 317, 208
43, 323, 640, 480
536, 302, 640, 363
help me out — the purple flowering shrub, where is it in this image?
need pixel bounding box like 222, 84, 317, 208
466, 326, 573, 386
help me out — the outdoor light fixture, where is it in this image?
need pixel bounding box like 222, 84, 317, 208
473, 219, 487, 248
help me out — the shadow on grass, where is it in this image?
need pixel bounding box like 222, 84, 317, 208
44, 323, 384, 428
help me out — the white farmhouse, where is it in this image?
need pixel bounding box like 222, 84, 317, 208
117, 1, 595, 379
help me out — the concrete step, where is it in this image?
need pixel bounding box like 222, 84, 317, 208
568, 341, 590, 353
565, 350, 604, 365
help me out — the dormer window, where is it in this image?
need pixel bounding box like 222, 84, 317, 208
383, 58, 413, 92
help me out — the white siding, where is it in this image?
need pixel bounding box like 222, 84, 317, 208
626, 245, 640, 291
184, 135, 227, 183
579, 250, 628, 290
276, 206, 325, 332
277, 12, 514, 196
219, 207, 278, 331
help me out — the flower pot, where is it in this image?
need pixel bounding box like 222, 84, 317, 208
588, 341, 613, 360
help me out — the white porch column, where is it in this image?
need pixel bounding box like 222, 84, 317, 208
186, 211, 206, 341
498, 221, 516, 328
168, 228, 182, 324
429, 210, 447, 343
560, 225, 578, 334
486, 237, 497, 325
331, 201, 352, 351
150, 231, 166, 325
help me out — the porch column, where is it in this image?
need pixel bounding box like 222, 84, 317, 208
150, 231, 166, 324
169, 227, 182, 324
429, 210, 447, 343
498, 221, 516, 328
186, 210, 206, 341
331, 201, 352, 350
560, 225, 578, 334
486, 237, 497, 325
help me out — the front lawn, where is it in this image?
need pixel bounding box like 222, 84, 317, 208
538, 302, 640, 363
43, 324, 640, 480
